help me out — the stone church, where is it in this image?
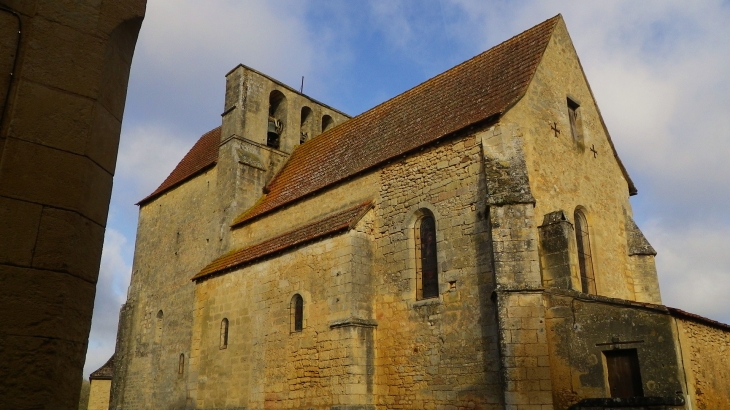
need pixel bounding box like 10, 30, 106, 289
108, 15, 730, 410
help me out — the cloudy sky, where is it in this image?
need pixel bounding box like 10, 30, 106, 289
83, 0, 730, 377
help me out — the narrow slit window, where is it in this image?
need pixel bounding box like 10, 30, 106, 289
568, 98, 581, 141
574, 208, 596, 294
291, 294, 303, 332
220, 318, 229, 349
604, 349, 643, 398
178, 353, 185, 375
155, 310, 163, 344
417, 213, 439, 299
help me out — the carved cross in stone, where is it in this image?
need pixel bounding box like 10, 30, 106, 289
590, 144, 598, 158
550, 122, 561, 138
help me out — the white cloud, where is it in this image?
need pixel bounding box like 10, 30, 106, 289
135, 0, 317, 92
647, 221, 730, 324
116, 123, 193, 200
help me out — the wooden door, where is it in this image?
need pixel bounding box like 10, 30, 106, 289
604, 349, 644, 398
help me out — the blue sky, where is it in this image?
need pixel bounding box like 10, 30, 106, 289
83, 0, 730, 377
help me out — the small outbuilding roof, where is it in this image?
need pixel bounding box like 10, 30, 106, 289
89, 355, 114, 381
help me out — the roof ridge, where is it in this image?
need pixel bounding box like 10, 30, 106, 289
233, 15, 561, 227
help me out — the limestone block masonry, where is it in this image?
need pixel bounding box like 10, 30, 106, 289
0, 1, 145, 408
88, 379, 112, 410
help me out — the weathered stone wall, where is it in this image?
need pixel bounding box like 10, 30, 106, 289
0, 1, 145, 407
111, 167, 220, 409
88, 379, 112, 410
545, 292, 685, 409
372, 131, 501, 408
674, 317, 730, 410
495, 290, 553, 409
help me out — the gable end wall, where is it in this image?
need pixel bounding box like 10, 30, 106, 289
509, 18, 641, 301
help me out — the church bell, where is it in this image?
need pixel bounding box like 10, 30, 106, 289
267, 116, 282, 148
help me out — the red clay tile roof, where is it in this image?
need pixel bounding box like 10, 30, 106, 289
193, 201, 373, 281
89, 355, 114, 380
137, 127, 221, 206
667, 307, 730, 332
231, 16, 561, 227
548, 288, 730, 332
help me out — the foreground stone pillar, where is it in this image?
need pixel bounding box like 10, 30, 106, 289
0, 1, 145, 408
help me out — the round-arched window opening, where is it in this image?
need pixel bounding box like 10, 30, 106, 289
291, 294, 304, 332
413, 209, 439, 300
574, 208, 596, 294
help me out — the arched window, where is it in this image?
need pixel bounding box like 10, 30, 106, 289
267, 90, 287, 149
321, 114, 334, 133
416, 211, 439, 299
300, 106, 312, 143
155, 310, 163, 343
291, 294, 303, 332
574, 208, 596, 294
220, 318, 229, 349
178, 353, 185, 374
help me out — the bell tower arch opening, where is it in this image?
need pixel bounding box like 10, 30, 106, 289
300, 106, 313, 143
322, 114, 334, 133
267, 90, 287, 149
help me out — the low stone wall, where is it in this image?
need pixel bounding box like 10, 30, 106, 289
87, 379, 112, 410
672, 310, 730, 410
